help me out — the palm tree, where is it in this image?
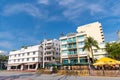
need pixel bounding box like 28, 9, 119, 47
0, 55, 8, 69
83, 37, 99, 63
105, 42, 120, 60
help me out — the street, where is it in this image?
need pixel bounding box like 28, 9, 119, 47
0, 71, 120, 80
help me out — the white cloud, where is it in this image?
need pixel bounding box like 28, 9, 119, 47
58, 0, 74, 6
58, 0, 105, 20
88, 4, 105, 15
37, 0, 49, 5
46, 16, 63, 21
0, 32, 14, 40
2, 3, 43, 18
57, 0, 120, 21
2, 3, 61, 21
0, 41, 14, 49
111, 3, 120, 16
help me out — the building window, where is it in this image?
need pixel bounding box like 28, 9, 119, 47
79, 48, 83, 52
78, 42, 84, 46
9, 55, 11, 58
14, 54, 16, 57
63, 59, 68, 64
18, 54, 20, 57
14, 59, 16, 62
101, 48, 105, 51
77, 35, 84, 40
56, 52, 58, 55
32, 58, 35, 61
33, 52, 35, 55
18, 59, 20, 62
61, 39, 67, 44
94, 49, 98, 53
27, 52, 30, 55
22, 53, 25, 56
27, 58, 29, 61
22, 59, 24, 61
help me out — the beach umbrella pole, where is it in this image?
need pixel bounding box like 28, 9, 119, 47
102, 65, 105, 76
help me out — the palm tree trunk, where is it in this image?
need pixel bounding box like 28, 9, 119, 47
90, 47, 94, 63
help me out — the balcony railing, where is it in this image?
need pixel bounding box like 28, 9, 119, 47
68, 46, 76, 49
45, 49, 54, 52
46, 44, 53, 47
45, 54, 53, 56
67, 40, 76, 43
68, 54, 78, 57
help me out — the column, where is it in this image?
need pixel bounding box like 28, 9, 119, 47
28, 65, 30, 70
42, 52, 45, 68
35, 63, 38, 70
68, 59, 70, 70
21, 65, 24, 70
7, 66, 11, 70
78, 57, 80, 63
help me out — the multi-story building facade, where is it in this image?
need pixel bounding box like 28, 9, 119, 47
60, 32, 88, 64
92, 43, 107, 59
7, 45, 41, 70
77, 22, 105, 43
40, 39, 60, 68
60, 22, 107, 65
7, 39, 60, 70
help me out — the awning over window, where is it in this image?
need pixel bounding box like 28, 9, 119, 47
7, 63, 20, 66
25, 62, 36, 65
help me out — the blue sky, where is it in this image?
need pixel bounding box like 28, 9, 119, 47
0, 0, 120, 52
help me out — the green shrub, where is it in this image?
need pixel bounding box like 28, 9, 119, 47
52, 66, 58, 73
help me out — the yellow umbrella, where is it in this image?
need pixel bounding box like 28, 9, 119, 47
96, 57, 117, 62
94, 57, 120, 66
116, 61, 120, 64
93, 61, 106, 66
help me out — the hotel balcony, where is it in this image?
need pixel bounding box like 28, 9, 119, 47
78, 52, 87, 57
67, 46, 77, 50
46, 44, 53, 47
45, 53, 54, 57
78, 38, 84, 42
44, 60, 54, 62
45, 48, 54, 52
68, 54, 78, 58
67, 40, 76, 44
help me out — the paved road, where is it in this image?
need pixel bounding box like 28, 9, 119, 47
0, 71, 120, 80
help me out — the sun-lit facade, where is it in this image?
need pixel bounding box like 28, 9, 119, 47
40, 39, 60, 68
7, 45, 40, 70
60, 22, 107, 65
7, 39, 60, 70
77, 22, 105, 43
60, 33, 88, 64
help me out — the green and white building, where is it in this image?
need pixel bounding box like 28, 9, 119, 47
60, 22, 107, 65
